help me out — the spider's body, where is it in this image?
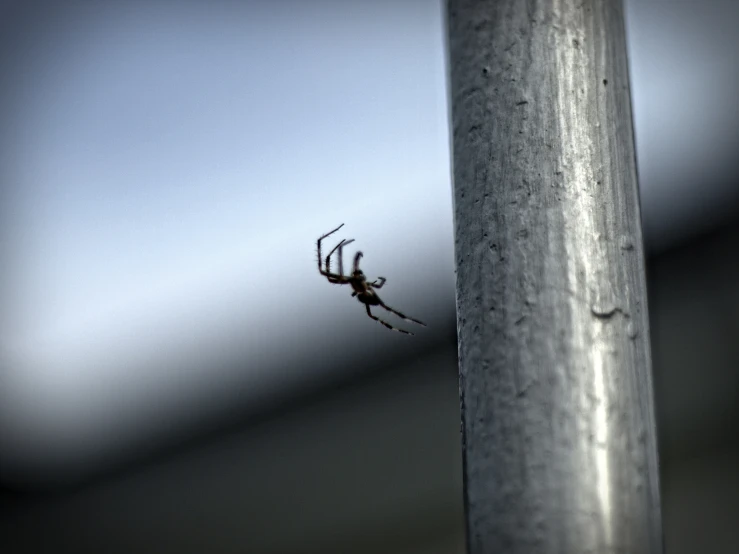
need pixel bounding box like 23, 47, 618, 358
350, 272, 381, 306
317, 224, 426, 335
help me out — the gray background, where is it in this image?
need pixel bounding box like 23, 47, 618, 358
1, 1, 737, 552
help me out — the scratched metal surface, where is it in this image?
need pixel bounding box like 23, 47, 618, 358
447, 0, 663, 552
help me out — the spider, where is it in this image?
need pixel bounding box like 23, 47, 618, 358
317, 223, 427, 336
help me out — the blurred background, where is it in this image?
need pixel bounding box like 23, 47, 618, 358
0, 0, 737, 552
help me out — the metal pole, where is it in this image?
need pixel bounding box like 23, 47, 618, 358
446, 1, 663, 553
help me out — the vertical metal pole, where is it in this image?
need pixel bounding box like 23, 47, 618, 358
446, 1, 663, 553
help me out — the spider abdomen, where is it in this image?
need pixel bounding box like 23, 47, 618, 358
356, 291, 381, 306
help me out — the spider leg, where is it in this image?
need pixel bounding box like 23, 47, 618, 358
317, 224, 350, 283
353, 251, 363, 272
322, 266, 350, 284
365, 305, 413, 336
326, 238, 355, 277
378, 301, 427, 327
338, 239, 355, 278
317, 224, 344, 273
371, 277, 386, 288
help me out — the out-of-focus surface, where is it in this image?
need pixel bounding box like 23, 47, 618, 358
626, 1, 739, 251
1, 0, 738, 553
0, 0, 454, 483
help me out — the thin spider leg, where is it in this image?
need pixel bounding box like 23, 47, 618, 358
326, 238, 355, 277
365, 305, 413, 336
371, 277, 386, 288
322, 262, 350, 283
317, 223, 344, 276
325, 273, 351, 285
378, 301, 427, 327
317, 224, 350, 283
338, 238, 354, 278
353, 251, 363, 272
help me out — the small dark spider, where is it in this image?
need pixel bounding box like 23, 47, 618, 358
317, 223, 427, 336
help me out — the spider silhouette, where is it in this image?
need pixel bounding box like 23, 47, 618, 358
317, 223, 426, 335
